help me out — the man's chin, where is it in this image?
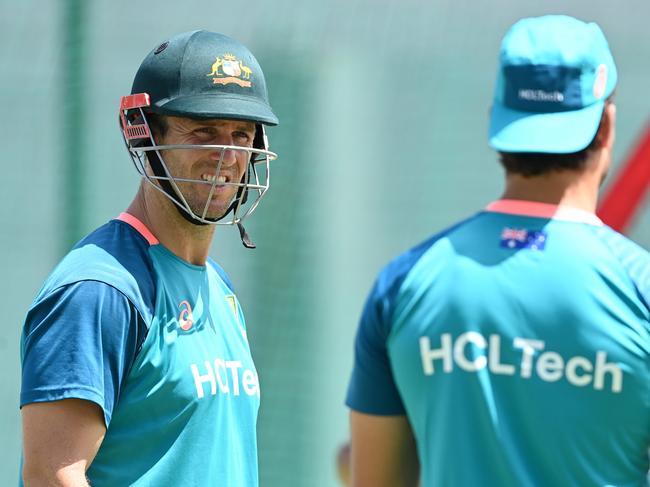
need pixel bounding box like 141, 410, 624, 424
187, 205, 232, 222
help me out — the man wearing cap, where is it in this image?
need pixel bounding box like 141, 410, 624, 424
346, 15, 650, 486
20, 30, 278, 486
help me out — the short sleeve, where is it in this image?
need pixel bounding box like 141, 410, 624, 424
20, 280, 143, 425
344, 230, 450, 416
345, 280, 406, 415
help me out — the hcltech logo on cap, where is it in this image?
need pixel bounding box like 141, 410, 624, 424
518, 89, 564, 103
207, 53, 253, 88
488, 15, 618, 154
504, 64, 585, 113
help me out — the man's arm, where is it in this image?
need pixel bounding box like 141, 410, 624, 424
22, 399, 106, 486
350, 410, 419, 487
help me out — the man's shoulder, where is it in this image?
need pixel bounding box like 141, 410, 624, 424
592, 225, 650, 308
375, 213, 482, 298
35, 219, 156, 321
57, 219, 154, 286
593, 225, 650, 260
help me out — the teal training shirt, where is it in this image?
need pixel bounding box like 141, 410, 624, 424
21, 213, 260, 486
347, 200, 650, 487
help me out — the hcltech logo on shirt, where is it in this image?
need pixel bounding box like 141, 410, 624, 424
191, 359, 260, 399
172, 297, 259, 400
419, 332, 623, 393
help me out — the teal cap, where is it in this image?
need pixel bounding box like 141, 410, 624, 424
132, 30, 278, 125
489, 15, 616, 153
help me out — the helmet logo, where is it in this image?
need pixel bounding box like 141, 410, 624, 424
207, 53, 253, 88
154, 41, 169, 55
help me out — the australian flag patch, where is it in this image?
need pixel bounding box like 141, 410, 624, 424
500, 227, 547, 250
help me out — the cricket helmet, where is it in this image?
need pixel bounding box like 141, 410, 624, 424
119, 30, 279, 247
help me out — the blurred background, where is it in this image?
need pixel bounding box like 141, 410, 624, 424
2, 0, 650, 485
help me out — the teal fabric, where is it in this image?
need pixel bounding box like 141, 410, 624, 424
88, 245, 260, 486
21, 220, 260, 486
21, 220, 155, 426
21, 281, 142, 425
348, 210, 650, 486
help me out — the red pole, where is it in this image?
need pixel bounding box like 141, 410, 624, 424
597, 122, 650, 233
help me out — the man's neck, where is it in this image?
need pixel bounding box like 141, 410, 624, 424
502, 169, 601, 213
126, 184, 216, 266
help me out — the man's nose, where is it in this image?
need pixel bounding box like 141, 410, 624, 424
209, 137, 237, 166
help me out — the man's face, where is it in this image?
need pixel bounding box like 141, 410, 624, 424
153, 116, 256, 220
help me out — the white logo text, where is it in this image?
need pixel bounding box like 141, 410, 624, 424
191, 359, 260, 399
420, 333, 623, 393
518, 89, 565, 102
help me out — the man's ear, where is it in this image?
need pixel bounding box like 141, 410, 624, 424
595, 103, 616, 150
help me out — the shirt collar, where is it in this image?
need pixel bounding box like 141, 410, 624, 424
485, 199, 603, 226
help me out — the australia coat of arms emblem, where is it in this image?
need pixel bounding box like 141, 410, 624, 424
207, 53, 253, 88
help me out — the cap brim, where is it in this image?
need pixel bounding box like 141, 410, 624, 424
153, 93, 279, 126
489, 100, 604, 153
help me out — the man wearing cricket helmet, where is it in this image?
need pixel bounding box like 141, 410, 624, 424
20, 30, 278, 486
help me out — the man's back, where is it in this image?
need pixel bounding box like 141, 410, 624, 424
348, 201, 650, 486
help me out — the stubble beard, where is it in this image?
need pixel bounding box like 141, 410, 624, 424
183, 183, 239, 221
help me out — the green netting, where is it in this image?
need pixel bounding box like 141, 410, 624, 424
2, 1, 650, 485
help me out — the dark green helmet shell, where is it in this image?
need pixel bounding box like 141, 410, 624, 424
131, 30, 278, 126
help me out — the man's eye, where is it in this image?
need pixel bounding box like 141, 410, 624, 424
233, 132, 252, 141
195, 128, 215, 135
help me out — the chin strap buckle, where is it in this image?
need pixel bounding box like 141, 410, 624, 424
237, 222, 256, 249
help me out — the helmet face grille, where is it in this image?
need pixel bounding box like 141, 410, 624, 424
119, 103, 277, 226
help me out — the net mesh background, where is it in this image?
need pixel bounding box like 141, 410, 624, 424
2, 1, 650, 485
